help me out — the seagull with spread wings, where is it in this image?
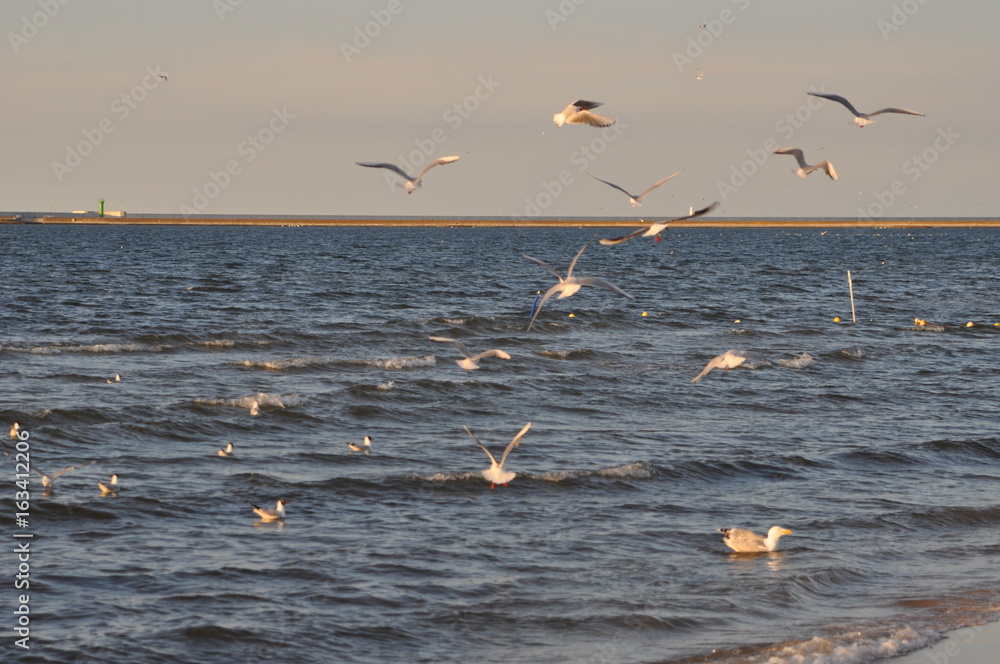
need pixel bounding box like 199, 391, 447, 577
553, 100, 615, 127
808, 92, 924, 127
357, 156, 461, 194
429, 336, 511, 371
599, 202, 718, 246
464, 422, 531, 489
773, 147, 838, 180
588, 170, 683, 207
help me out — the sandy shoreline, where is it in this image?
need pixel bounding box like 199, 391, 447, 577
7, 216, 1000, 228
893, 621, 1000, 664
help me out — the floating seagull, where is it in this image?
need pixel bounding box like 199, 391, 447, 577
691, 349, 770, 382
33, 460, 95, 492
719, 526, 793, 552
464, 422, 531, 489
553, 100, 615, 127
249, 400, 260, 417
252, 499, 288, 522
599, 202, 719, 246
356, 156, 461, 194
522, 243, 634, 331
9, 422, 20, 439
98, 473, 119, 496
218, 442, 235, 457
347, 436, 373, 455
428, 336, 511, 371
773, 147, 837, 180
107, 374, 122, 383
587, 171, 683, 208
808, 92, 925, 128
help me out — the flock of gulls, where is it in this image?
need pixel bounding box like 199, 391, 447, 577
14, 91, 927, 552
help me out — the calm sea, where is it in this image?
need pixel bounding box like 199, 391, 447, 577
2, 224, 998, 664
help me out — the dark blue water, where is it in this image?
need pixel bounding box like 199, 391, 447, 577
2, 224, 998, 664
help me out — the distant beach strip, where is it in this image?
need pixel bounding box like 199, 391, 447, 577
3, 213, 1000, 228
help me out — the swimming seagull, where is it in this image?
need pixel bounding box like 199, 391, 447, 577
218, 442, 235, 457
252, 500, 288, 521
464, 422, 531, 489
522, 243, 634, 331
98, 474, 120, 495
428, 336, 511, 371
249, 400, 260, 416
599, 202, 719, 246
33, 460, 96, 491
347, 436, 373, 454
691, 349, 770, 382
808, 92, 925, 127
719, 526, 793, 552
356, 156, 461, 194
553, 100, 615, 127
773, 147, 837, 180
587, 171, 683, 208
9, 422, 20, 439
107, 374, 122, 383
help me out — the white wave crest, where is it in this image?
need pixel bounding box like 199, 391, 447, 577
199, 339, 235, 348
366, 355, 436, 370
838, 348, 864, 360
234, 357, 333, 371
536, 461, 655, 483
197, 391, 302, 410
776, 353, 814, 369
754, 626, 936, 664
376, 381, 395, 391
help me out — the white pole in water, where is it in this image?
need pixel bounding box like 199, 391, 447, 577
847, 270, 857, 323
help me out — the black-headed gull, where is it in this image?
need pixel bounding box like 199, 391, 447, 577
33, 460, 96, 491
106, 373, 122, 383
357, 156, 461, 194
588, 171, 682, 208
691, 349, 770, 382
428, 336, 511, 371
252, 500, 288, 521
218, 442, 235, 457
808, 92, 924, 127
98, 473, 119, 495
553, 100, 615, 127
347, 436, 372, 455
719, 526, 793, 552
773, 147, 837, 180
523, 243, 634, 331
9, 422, 20, 439
599, 202, 718, 246
464, 422, 531, 489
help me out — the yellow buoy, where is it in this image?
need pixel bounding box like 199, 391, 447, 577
641, 312, 649, 317
966, 321, 974, 327
734, 319, 741, 323
833, 317, 841, 323
568, 313, 575, 318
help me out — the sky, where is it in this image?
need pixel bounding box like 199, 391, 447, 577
2, 0, 996, 219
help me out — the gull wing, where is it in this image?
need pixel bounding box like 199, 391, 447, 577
463, 426, 497, 466
599, 226, 648, 246
522, 254, 564, 281
588, 174, 637, 200
356, 161, 414, 181
498, 422, 531, 468
415, 155, 461, 183
527, 283, 566, 331
469, 349, 511, 363
866, 107, 925, 117
574, 277, 634, 299
564, 242, 590, 279
635, 170, 683, 201
429, 336, 472, 359
813, 160, 838, 180
570, 100, 604, 111
774, 147, 808, 169
569, 110, 615, 127
808, 92, 863, 117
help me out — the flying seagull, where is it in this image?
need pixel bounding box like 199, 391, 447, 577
691, 349, 770, 382
464, 422, 531, 489
587, 171, 683, 208
357, 156, 461, 194
522, 243, 634, 331
428, 336, 511, 371
719, 526, 793, 552
252, 499, 288, 522
773, 147, 837, 180
599, 202, 718, 246
33, 460, 96, 491
553, 100, 615, 127
808, 92, 924, 127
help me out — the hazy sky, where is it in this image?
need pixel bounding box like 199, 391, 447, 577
2, 1, 996, 219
